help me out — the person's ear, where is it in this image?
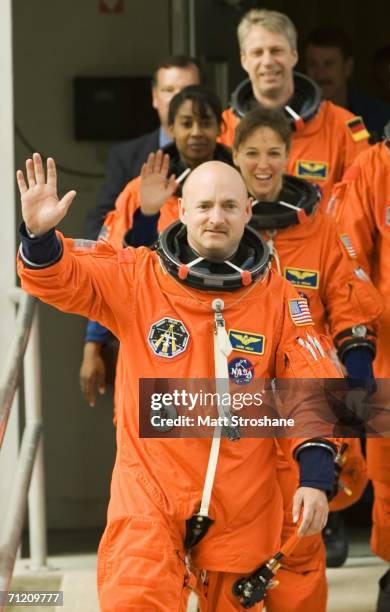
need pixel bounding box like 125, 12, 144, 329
178, 198, 187, 224
151, 86, 158, 111
291, 49, 298, 69
240, 50, 249, 73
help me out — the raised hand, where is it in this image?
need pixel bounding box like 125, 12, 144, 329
16, 153, 76, 235
140, 150, 178, 216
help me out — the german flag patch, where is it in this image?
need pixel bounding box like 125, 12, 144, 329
346, 117, 369, 142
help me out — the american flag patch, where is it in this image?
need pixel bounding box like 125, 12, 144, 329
340, 234, 357, 259
288, 299, 314, 326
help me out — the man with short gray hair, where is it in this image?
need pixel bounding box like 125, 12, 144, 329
220, 8, 370, 208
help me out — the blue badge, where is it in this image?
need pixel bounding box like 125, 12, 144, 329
228, 329, 265, 355
284, 267, 319, 289
228, 358, 254, 385
296, 160, 328, 180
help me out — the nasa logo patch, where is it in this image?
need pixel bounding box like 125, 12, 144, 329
148, 317, 189, 358
228, 358, 254, 385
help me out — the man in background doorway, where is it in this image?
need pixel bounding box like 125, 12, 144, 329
84, 54, 201, 239
304, 27, 390, 142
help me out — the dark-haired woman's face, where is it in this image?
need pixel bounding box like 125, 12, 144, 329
169, 100, 220, 168
233, 126, 287, 201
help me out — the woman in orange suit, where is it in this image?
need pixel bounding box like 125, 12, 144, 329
231, 106, 381, 612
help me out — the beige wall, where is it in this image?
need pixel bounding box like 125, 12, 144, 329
13, 0, 170, 529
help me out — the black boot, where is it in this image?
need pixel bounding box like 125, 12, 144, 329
322, 511, 349, 568
376, 568, 390, 612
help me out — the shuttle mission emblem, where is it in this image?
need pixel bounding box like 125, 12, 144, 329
148, 317, 189, 358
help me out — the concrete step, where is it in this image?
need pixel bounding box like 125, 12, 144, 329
9, 553, 388, 611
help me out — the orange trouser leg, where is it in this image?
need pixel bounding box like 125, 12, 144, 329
264, 522, 327, 612
265, 460, 327, 612
367, 438, 390, 562
97, 514, 188, 612
265, 564, 326, 612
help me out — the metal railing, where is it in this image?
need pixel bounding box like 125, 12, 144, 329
0, 289, 47, 607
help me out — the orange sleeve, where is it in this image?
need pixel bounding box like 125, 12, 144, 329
333, 163, 377, 274
218, 108, 239, 147
17, 233, 140, 338
99, 177, 142, 249
273, 283, 342, 455
318, 216, 381, 340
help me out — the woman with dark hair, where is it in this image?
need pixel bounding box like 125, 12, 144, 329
96, 84, 231, 249
233, 106, 380, 612
80, 85, 232, 407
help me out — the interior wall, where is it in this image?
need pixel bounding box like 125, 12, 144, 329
12, 0, 171, 529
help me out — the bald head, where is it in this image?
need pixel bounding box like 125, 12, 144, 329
179, 161, 252, 262
182, 161, 248, 203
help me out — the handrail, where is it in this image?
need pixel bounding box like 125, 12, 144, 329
0, 290, 35, 449
0, 289, 47, 609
